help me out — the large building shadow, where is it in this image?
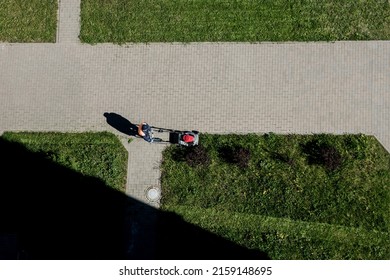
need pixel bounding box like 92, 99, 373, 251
0, 137, 269, 260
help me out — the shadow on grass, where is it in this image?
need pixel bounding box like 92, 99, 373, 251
0, 137, 269, 260
103, 112, 138, 136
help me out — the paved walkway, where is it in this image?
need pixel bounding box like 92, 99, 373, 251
57, 0, 80, 43
0, 0, 389, 257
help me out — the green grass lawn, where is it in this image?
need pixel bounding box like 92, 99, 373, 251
0, 132, 128, 191
80, 0, 390, 43
0, 0, 57, 42
160, 133, 390, 259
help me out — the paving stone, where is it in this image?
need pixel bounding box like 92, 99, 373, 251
0, 42, 385, 135
57, 0, 81, 43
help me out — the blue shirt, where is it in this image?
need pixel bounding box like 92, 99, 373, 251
142, 124, 153, 143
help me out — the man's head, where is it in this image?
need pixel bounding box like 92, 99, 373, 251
142, 123, 150, 131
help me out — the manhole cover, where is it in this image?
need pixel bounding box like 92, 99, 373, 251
146, 186, 161, 202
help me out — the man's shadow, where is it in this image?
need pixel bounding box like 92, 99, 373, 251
103, 113, 138, 136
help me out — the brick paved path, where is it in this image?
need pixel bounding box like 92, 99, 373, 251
0, 0, 389, 259
2, 42, 388, 138
57, 0, 80, 43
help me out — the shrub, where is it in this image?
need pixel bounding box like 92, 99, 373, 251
219, 146, 251, 168
185, 145, 210, 167
302, 140, 342, 171
320, 146, 342, 171
233, 147, 251, 168
170, 146, 188, 162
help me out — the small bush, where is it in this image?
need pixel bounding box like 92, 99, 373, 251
185, 145, 210, 167
219, 146, 251, 168
233, 147, 251, 168
302, 140, 342, 171
170, 146, 188, 162
321, 146, 342, 171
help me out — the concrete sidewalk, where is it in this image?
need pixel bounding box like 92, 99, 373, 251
57, 0, 80, 43
1, 42, 388, 138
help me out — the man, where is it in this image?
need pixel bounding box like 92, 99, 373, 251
137, 121, 153, 143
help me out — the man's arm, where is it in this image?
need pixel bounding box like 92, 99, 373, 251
138, 121, 145, 136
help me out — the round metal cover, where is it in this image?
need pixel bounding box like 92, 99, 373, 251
146, 186, 161, 202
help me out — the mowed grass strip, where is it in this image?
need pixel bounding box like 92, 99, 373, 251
161, 134, 390, 259
80, 0, 390, 43
1, 132, 128, 191
0, 0, 57, 42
